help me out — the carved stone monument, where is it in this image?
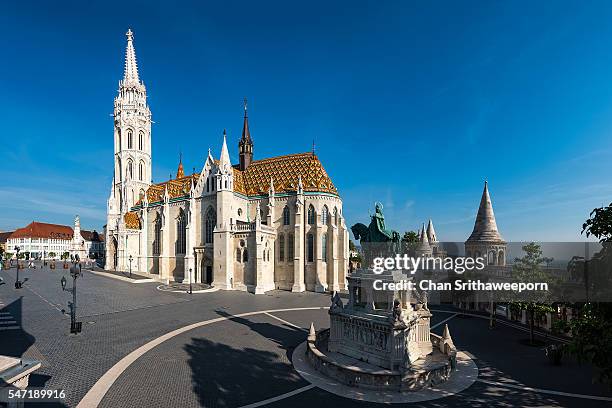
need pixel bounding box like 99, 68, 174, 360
305, 204, 457, 391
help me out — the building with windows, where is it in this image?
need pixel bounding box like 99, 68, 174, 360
6, 218, 104, 259
105, 30, 350, 293
0, 231, 13, 255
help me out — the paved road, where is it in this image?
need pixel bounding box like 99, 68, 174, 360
1, 265, 610, 407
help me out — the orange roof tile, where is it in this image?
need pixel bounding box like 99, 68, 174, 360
124, 212, 141, 229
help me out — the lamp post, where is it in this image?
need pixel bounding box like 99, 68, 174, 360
128, 255, 133, 278
189, 268, 193, 294
61, 254, 82, 334
14, 246, 21, 289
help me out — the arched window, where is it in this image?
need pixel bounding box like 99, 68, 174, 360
243, 248, 249, 263
279, 234, 285, 261
488, 250, 496, 265
321, 206, 328, 225
153, 213, 162, 255
205, 208, 216, 244
236, 248, 241, 262
139, 161, 144, 181
127, 130, 133, 149
307, 205, 316, 225
498, 250, 505, 266
176, 210, 186, 254
322, 233, 328, 262
206, 178, 210, 193
139, 131, 144, 150
283, 206, 290, 225
307, 233, 314, 262
288, 234, 294, 261
333, 207, 338, 225
127, 159, 133, 180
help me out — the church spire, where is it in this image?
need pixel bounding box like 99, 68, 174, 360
176, 152, 184, 179
123, 29, 140, 85
467, 181, 504, 242
239, 98, 254, 171
220, 129, 231, 170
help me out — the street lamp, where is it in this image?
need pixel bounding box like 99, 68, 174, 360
189, 268, 193, 294
61, 254, 82, 334
128, 255, 133, 278
14, 246, 21, 289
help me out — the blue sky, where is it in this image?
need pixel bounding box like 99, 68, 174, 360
0, 1, 610, 241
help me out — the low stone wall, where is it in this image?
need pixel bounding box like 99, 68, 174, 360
306, 329, 456, 392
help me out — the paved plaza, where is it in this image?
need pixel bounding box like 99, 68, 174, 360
1, 264, 611, 407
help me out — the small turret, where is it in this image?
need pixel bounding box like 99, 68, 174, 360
176, 153, 185, 179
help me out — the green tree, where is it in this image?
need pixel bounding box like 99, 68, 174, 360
48, 252, 56, 258
510, 242, 556, 345
561, 202, 612, 387
401, 230, 419, 253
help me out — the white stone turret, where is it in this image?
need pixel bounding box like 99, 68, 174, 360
426, 219, 437, 243
465, 181, 507, 266
416, 224, 432, 257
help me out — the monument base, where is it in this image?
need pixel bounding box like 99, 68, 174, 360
306, 328, 456, 391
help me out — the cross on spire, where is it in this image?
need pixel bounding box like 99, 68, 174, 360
123, 28, 140, 85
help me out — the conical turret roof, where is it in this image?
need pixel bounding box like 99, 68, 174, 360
426, 219, 437, 242
467, 181, 504, 242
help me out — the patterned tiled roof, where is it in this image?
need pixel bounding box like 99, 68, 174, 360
136, 152, 336, 209
143, 174, 198, 204
235, 153, 337, 196
124, 212, 141, 230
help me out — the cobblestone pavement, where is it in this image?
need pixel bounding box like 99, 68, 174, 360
1, 265, 611, 408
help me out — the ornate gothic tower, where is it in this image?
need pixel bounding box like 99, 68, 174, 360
238, 98, 253, 171
112, 29, 152, 215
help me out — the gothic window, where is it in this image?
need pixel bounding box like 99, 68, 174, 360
279, 234, 285, 261
322, 233, 328, 262
282, 206, 290, 225
205, 208, 216, 244
307, 233, 314, 262
321, 206, 329, 225
127, 130, 133, 149
288, 233, 294, 260
127, 159, 133, 180
307, 205, 316, 225
139, 131, 144, 150
243, 248, 249, 263
139, 161, 144, 181
333, 207, 338, 225
236, 248, 241, 262
176, 210, 186, 255
153, 214, 162, 255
